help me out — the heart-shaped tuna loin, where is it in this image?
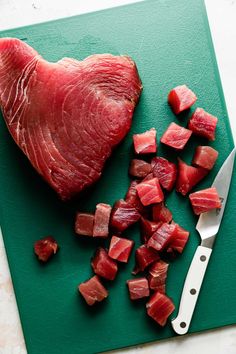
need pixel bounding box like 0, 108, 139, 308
0, 38, 142, 200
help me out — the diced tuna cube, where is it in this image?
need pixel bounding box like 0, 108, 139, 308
127, 277, 150, 300
148, 260, 169, 293
160, 122, 192, 150
135, 177, 164, 206
75, 212, 94, 236
108, 235, 134, 263
93, 203, 112, 238
129, 159, 152, 178
192, 146, 218, 170
168, 85, 197, 114
147, 223, 177, 252
142, 172, 154, 181
188, 108, 218, 141
34, 236, 59, 262
133, 128, 157, 154
152, 202, 172, 223
110, 199, 140, 232
91, 248, 118, 281
140, 217, 163, 243
146, 291, 175, 326
132, 244, 160, 274
176, 158, 209, 196
167, 222, 190, 254
151, 157, 177, 191
189, 187, 222, 215
78, 275, 108, 306
125, 180, 147, 215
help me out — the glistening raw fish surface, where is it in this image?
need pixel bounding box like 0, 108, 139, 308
0, 38, 142, 200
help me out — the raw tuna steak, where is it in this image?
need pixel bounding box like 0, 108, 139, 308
152, 202, 172, 223
133, 128, 157, 154
78, 275, 108, 306
160, 122, 192, 150
108, 235, 134, 263
151, 157, 177, 191
93, 203, 112, 238
0, 38, 142, 200
192, 146, 218, 170
168, 85, 197, 114
188, 108, 218, 141
189, 187, 222, 215
135, 177, 164, 206
147, 222, 177, 252
146, 291, 175, 326
132, 244, 160, 274
91, 248, 118, 281
34, 236, 59, 262
127, 278, 150, 300
129, 159, 152, 178
148, 260, 169, 293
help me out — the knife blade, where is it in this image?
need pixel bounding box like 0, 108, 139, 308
171, 148, 236, 335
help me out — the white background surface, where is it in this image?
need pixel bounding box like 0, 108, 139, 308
0, 0, 236, 353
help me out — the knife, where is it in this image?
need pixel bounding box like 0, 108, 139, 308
171, 148, 236, 335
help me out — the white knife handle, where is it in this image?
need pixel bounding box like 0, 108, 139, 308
171, 246, 212, 335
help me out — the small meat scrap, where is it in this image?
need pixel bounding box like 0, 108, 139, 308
192, 146, 218, 170
140, 217, 163, 243
133, 244, 160, 274
148, 260, 169, 293
167, 223, 190, 254
127, 277, 150, 300
91, 248, 118, 281
176, 158, 209, 196
110, 199, 140, 232
108, 236, 134, 263
75, 212, 94, 236
34, 236, 59, 262
125, 180, 146, 215
168, 85, 197, 114
151, 156, 177, 191
146, 291, 175, 326
161, 122, 192, 150
133, 128, 157, 154
152, 202, 172, 223
147, 223, 177, 252
189, 187, 222, 215
135, 177, 164, 206
129, 159, 152, 178
78, 275, 108, 306
188, 108, 218, 141
93, 203, 112, 238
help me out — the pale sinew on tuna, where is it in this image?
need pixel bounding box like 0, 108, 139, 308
0, 38, 142, 200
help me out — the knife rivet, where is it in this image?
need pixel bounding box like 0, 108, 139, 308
200, 255, 206, 262
190, 288, 197, 295
180, 322, 186, 328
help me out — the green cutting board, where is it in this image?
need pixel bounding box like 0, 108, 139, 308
0, 0, 235, 353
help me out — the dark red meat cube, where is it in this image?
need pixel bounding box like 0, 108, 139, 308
93, 203, 112, 238
34, 236, 59, 262
192, 146, 218, 170
78, 275, 108, 306
168, 85, 197, 114
147, 223, 177, 252
133, 128, 157, 154
133, 244, 160, 274
152, 203, 172, 223
160, 122, 192, 150
129, 159, 152, 178
176, 158, 209, 196
188, 108, 218, 141
151, 157, 177, 191
125, 180, 147, 215
189, 187, 222, 215
135, 178, 164, 206
110, 199, 140, 232
91, 248, 118, 281
148, 260, 169, 293
140, 217, 163, 243
75, 212, 94, 236
146, 291, 175, 326
108, 235, 134, 263
167, 222, 190, 254
142, 172, 154, 181
127, 278, 150, 300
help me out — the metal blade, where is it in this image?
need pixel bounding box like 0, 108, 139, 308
196, 148, 236, 240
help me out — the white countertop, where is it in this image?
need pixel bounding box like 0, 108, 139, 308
0, 1, 236, 353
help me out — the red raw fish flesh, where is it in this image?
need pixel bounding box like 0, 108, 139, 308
91, 248, 118, 281
108, 235, 134, 263
189, 187, 222, 215
147, 222, 177, 252
146, 291, 175, 326
133, 244, 160, 274
75, 212, 94, 236
135, 177, 164, 206
93, 203, 112, 238
78, 275, 108, 306
151, 156, 177, 191
110, 199, 140, 232
133, 128, 157, 154
168, 85, 197, 114
188, 108, 218, 141
152, 202, 172, 223
140, 217, 163, 243
161, 122, 192, 150
125, 180, 146, 215
148, 260, 169, 293
0, 38, 142, 200
127, 278, 150, 300
34, 236, 59, 262
129, 159, 152, 178
167, 223, 189, 254
192, 146, 218, 170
